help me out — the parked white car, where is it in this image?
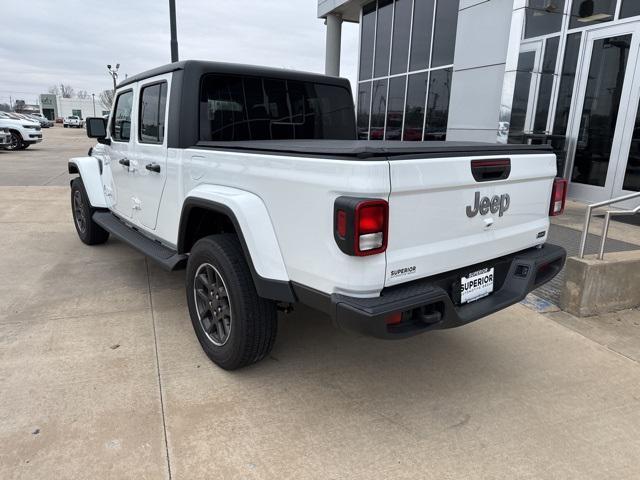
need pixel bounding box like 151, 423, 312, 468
69, 60, 567, 370
0, 112, 43, 150
63, 116, 84, 128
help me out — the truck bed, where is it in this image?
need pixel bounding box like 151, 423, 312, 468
196, 140, 552, 159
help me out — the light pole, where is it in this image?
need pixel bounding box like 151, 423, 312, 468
169, 0, 179, 62
107, 64, 120, 92
92, 93, 96, 116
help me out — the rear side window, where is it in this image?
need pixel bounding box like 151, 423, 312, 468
139, 82, 168, 144
112, 91, 133, 142
199, 74, 355, 141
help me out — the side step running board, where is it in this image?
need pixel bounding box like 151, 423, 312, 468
93, 211, 187, 271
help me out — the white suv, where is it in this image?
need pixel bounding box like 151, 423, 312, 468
0, 112, 43, 150
63, 116, 84, 128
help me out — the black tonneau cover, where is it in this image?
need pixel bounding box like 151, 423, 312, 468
195, 140, 552, 159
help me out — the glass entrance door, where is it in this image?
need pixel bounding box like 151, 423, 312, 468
566, 23, 640, 204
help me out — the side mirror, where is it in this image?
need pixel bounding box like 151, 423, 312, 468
86, 117, 110, 145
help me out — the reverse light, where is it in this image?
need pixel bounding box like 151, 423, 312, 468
334, 197, 389, 256
549, 178, 568, 216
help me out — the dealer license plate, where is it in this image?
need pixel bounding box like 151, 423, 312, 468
460, 267, 494, 304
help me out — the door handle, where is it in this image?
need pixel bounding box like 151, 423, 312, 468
119, 158, 130, 167
145, 163, 161, 173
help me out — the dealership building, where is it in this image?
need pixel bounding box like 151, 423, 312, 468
38, 94, 109, 122
319, 0, 640, 206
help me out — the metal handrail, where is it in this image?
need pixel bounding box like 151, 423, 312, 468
579, 191, 640, 259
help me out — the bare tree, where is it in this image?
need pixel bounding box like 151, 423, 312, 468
99, 89, 114, 111
76, 90, 89, 99
60, 84, 74, 99
48, 85, 60, 96
0, 103, 11, 112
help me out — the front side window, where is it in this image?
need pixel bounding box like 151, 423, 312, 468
112, 91, 133, 142
200, 74, 355, 141
139, 82, 168, 144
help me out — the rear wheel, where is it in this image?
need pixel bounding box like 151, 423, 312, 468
186, 234, 277, 370
70, 178, 110, 245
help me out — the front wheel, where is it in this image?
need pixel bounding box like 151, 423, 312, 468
6, 131, 22, 151
70, 178, 110, 245
186, 234, 278, 370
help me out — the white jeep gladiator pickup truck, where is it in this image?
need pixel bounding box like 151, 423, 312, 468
69, 60, 567, 370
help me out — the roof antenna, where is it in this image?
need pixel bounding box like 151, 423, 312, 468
169, 0, 179, 62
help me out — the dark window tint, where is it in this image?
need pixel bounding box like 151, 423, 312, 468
431, 0, 459, 68
424, 68, 451, 141
553, 33, 581, 136
112, 90, 133, 142
524, 0, 565, 39
360, 2, 377, 80
370, 79, 388, 140
357, 82, 372, 139
374, 0, 394, 78
390, 0, 412, 74
572, 35, 631, 187
621, 0, 640, 19
569, 0, 615, 29
533, 37, 559, 133
623, 101, 640, 191
403, 72, 428, 141
508, 51, 536, 143
139, 82, 167, 144
200, 75, 355, 141
386, 76, 406, 140
409, 0, 435, 71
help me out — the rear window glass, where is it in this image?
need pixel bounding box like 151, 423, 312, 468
199, 74, 355, 141
139, 82, 167, 144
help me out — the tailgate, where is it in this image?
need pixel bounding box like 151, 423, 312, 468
385, 153, 557, 287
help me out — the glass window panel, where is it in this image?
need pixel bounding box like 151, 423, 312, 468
370, 79, 388, 140
623, 103, 640, 191
374, 0, 394, 78
390, 0, 413, 74
431, 0, 459, 68
112, 90, 133, 142
200, 75, 355, 141
553, 33, 581, 136
424, 68, 452, 141
508, 51, 536, 143
569, 0, 616, 29
620, 0, 640, 19
386, 76, 406, 140
409, 0, 435, 71
571, 35, 631, 187
524, 0, 565, 39
139, 82, 167, 144
357, 82, 372, 139
533, 37, 559, 133
403, 72, 428, 141
359, 2, 377, 80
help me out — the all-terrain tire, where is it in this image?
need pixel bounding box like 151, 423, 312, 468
70, 177, 110, 245
186, 234, 278, 370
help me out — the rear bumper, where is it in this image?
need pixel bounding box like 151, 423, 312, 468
305, 243, 566, 339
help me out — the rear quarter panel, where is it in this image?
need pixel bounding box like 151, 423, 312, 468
179, 149, 390, 296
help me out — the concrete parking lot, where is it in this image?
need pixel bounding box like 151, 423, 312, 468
1, 127, 640, 479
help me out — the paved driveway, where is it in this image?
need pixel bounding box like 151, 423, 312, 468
1, 131, 640, 479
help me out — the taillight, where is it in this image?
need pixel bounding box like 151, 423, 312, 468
549, 178, 568, 216
334, 197, 389, 256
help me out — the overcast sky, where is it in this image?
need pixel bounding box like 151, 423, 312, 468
0, 0, 359, 106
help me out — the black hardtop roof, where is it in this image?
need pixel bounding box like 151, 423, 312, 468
117, 60, 352, 89
196, 140, 553, 159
